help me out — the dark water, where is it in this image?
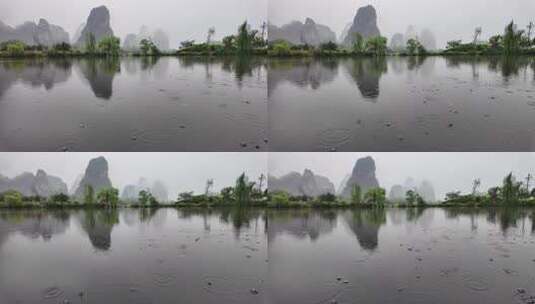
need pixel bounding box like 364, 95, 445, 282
0, 208, 267, 304
269, 57, 535, 151
2, 208, 535, 303
266, 208, 535, 304
0, 57, 267, 151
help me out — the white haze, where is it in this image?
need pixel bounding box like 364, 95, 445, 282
269, 153, 535, 200
269, 0, 535, 48
0, 0, 267, 47
0, 153, 268, 199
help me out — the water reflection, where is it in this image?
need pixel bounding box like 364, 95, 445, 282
267, 209, 337, 242
343, 57, 387, 99
77, 58, 121, 100
0, 59, 71, 98
268, 58, 339, 92
0, 209, 70, 246
343, 208, 386, 251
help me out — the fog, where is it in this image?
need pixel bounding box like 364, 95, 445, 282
269, 153, 535, 200
0, 153, 268, 198
0, 0, 267, 46
268, 0, 535, 48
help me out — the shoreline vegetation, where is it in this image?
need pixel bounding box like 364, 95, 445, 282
1, 172, 534, 210
1, 21, 535, 59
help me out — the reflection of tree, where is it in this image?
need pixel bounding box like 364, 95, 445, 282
79, 209, 119, 251
445, 207, 530, 235
344, 208, 386, 251
267, 209, 337, 242
0, 210, 70, 248
220, 207, 263, 239
445, 56, 532, 83
406, 207, 425, 222
78, 58, 121, 100
268, 58, 339, 93
344, 57, 387, 100
140, 56, 161, 71
0, 59, 71, 99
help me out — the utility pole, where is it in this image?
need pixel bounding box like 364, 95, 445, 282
473, 27, 482, 44
205, 178, 214, 196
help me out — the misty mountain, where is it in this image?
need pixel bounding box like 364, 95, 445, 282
389, 178, 437, 203
0, 170, 68, 197
75, 6, 114, 46
123, 26, 170, 51
269, 169, 335, 197
268, 18, 336, 46
74, 156, 113, 198
340, 156, 380, 199
121, 178, 169, 202
342, 5, 381, 46
0, 18, 69, 46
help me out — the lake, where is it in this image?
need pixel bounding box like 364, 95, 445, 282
0, 208, 267, 304
266, 207, 535, 304
1, 208, 535, 303
268, 56, 535, 151
0, 57, 267, 151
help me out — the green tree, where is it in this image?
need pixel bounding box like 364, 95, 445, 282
97, 188, 119, 208
365, 36, 388, 56
5, 41, 25, 56
489, 35, 502, 49
220, 187, 234, 203
140, 38, 160, 55
351, 184, 362, 205
85, 33, 97, 54
138, 190, 150, 206
3, 190, 23, 207
406, 189, 417, 206
503, 21, 523, 55
234, 173, 255, 205
98, 36, 121, 56
271, 191, 290, 207
236, 21, 252, 55
222, 35, 236, 51
271, 40, 291, 56
352, 33, 365, 53
84, 185, 95, 205
364, 188, 386, 206
51, 193, 70, 204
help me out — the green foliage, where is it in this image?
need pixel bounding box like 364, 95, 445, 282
271, 40, 291, 56
3, 190, 23, 207
364, 188, 386, 206
220, 187, 234, 202
352, 33, 365, 53
138, 190, 159, 207
51, 193, 70, 203
405, 190, 417, 206
85, 33, 97, 54
222, 35, 236, 51
406, 38, 426, 55
503, 21, 523, 55
140, 38, 160, 56
98, 36, 121, 56
236, 21, 252, 55
53, 42, 72, 52
180, 40, 195, 49
5, 41, 25, 56
351, 184, 362, 205
270, 191, 290, 207
96, 188, 119, 208
84, 185, 94, 205
365, 36, 388, 56
319, 41, 338, 51
234, 173, 255, 205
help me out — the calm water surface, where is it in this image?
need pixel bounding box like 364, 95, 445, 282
0, 208, 267, 304
0, 57, 267, 151
266, 208, 535, 304
269, 57, 535, 151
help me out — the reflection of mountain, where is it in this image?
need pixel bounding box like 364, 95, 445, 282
0, 59, 71, 98
267, 209, 336, 242
268, 58, 338, 93
76, 58, 120, 100
343, 57, 386, 100
0, 210, 70, 247
78, 209, 119, 251
343, 209, 386, 251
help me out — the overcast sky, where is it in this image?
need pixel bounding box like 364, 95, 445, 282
0, 153, 268, 198
0, 0, 267, 46
269, 0, 535, 48
269, 153, 535, 200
